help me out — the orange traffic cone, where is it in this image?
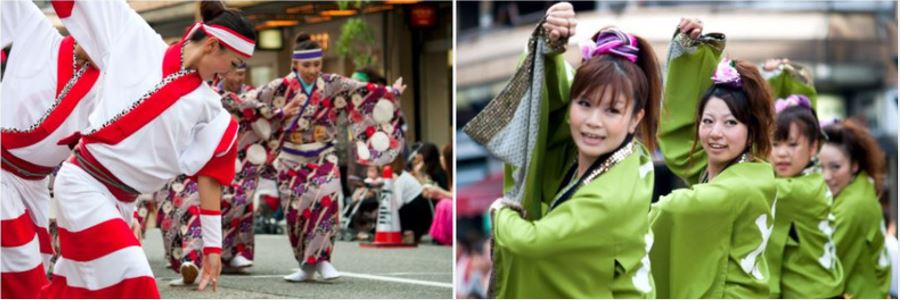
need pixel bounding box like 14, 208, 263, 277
361, 166, 416, 248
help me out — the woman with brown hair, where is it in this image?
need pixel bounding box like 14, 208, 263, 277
821, 119, 891, 298
467, 2, 662, 297
649, 18, 777, 298
761, 59, 844, 298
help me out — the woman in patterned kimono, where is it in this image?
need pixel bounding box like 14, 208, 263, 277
649, 18, 777, 298
250, 33, 406, 282
475, 3, 661, 297
760, 59, 844, 298
820, 119, 891, 298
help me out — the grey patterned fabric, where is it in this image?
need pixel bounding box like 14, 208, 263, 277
462, 21, 566, 204
667, 30, 726, 63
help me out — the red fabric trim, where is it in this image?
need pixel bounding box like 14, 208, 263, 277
1, 264, 48, 299
58, 218, 139, 262
214, 117, 239, 156
57, 36, 75, 95
0, 148, 55, 180
84, 72, 201, 145
56, 131, 82, 148
203, 247, 222, 255
199, 209, 221, 215
162, 41, 183, 77
36, 227, 53, 255
195, 118, 239, 185
1, 38, 100, 150
50, 0, 75, 19
195, 142, 238, 186
67, 144, 137, 202
41, 274, 160, 299
1, 211, 36, 247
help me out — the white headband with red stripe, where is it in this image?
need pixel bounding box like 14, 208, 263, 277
184, 22, 255, 58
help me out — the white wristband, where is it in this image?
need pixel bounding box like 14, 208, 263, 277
199, 210, 222, 255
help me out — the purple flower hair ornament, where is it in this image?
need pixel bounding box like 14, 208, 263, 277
774, 94, 813, 114
711, 57, 742, 88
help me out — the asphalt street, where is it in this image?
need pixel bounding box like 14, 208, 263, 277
141, 228, 453, 298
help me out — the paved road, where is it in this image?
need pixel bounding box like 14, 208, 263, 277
141, 229, 453, 298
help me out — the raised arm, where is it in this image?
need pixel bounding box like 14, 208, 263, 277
657, 18, 725, 185
762, 59, 818, 108
2, 0, 63, 49
50, 0, 159, 70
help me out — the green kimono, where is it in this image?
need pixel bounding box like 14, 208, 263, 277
650, 32, 777, 298
490, 32, 655, 298
766, 172, 844, 298
763, 63, 818, 106
493, 144, 656, 298
763, 64, 844, 298
832, 172, 891, 298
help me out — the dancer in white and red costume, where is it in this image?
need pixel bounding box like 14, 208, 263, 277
1, 0, 100, 298
44, 0, 256, 297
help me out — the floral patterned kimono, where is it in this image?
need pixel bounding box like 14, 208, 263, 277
151, 83, 280, 271
251, 72, 404, 267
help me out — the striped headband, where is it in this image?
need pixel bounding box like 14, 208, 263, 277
292, 49, 323, 61
580, 28, 639, 63
184, 22, 255, 58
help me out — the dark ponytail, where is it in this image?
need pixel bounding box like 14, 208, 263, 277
188, 1, 256, 44
293, 32, 321, 52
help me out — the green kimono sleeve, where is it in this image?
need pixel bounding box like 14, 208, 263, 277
657, 32, 726, 185
494, 147, 655, 298
502, 52, 577, 220
764, 63, 818, 108
832, 172, 891, 299
766, 173, 844, 298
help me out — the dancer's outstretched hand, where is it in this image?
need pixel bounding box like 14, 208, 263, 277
130, 218, 142, 244
763, 58, 790, 71
392, 77, 407, 95
283, 95, 302, 117
543, 2, 576, 42
198, 253, 222, 292
678, 17, 704, 40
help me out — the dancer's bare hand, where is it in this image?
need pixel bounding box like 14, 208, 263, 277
678, 17, 704, 40
197, 253, 222, 292
763, 58, 791, 71
283, 96, 302, 117
543, 2, 577, 42
392, 77, 407, 94
130, 218, 142, 244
